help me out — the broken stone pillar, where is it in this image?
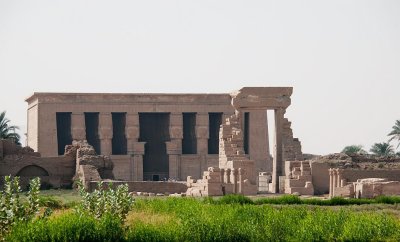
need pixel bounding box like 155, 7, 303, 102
99, 113, 113, 156
167, 113, 183, 180
71, 112, 86, 140
272, 108, 284, 193
282, 119, 303, 161
196, 113, 209, 178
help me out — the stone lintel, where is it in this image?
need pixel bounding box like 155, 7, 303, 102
231, 87, 293, 110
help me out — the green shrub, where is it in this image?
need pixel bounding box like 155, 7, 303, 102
77, 180, 134, 221
0, 176, 40, 237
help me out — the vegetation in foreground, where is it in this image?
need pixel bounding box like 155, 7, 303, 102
3, 181, 400, 242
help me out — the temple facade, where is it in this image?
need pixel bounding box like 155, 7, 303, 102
25, 87, 303, 191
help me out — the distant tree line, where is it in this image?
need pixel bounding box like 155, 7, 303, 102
342, 120, 400, 157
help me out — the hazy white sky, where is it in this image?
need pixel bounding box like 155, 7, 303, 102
0, 0, 399, 155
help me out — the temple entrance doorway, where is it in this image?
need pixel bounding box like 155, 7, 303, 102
139, 113, 170, 181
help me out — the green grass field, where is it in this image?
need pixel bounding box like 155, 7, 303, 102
6, 190, 400, 241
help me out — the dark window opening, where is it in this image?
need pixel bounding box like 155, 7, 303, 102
112, 113, 127, 155
139, 113, 170, 181
244, 112, 249, 154
85, 113, 101, 154
56, 112, 72, 155
152, 174, 160, 181
182, 113, 197, 154
208, 112, 222, 154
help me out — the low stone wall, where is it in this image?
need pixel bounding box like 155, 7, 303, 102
87, 181, 188, 194
310, 161, 400, 196
342, 170, 400, 182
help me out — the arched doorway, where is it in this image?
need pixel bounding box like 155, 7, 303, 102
16, 165, 50, 189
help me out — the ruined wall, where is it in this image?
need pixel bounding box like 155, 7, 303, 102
342, 170, 400, 183
282, 118, 303, 162
0, 140, 75, 189
310, 154, 400, 195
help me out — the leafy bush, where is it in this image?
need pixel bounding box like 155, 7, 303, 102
0, 176, 40, 236
77, 180, 134, 221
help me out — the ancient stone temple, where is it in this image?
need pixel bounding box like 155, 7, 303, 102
24, 87, 303, 193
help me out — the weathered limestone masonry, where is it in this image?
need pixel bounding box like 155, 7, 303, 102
284, 160, 314, 195
186, 114, 257, 196
0, 139, 75, 189
65, 140, 114, 189
186, 87, 302, 196
285, 153, 400, 197
328, 169, 400, 198
23, 87, 302, 194
282, 119, 303, 161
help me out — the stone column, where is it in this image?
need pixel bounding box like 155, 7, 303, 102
272, 108, 284, 193
71, 112, 86, 140
167, 113, 183, 180
125, 113, 145, 181
238, 168, 243, 194
332, 169, 337, 197
125, 113, 139, 154
224, 169, 231, 184
231, 168, 238, 193
99, 113, 113, 156
196, 113, 209, 177
337, 169, 342, 188
329, 169, 333, 198
246, 109, 270, 172
132, 141, 145, 181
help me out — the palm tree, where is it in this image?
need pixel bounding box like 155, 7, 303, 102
341, 145, 367, 155
0, 111, 20, 144
369, 142, 394, 157
388, 120, 400, 148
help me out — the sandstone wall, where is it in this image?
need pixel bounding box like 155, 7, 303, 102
310, 162, 330, 195
27, 102, 39, 152
310, 161, 400, 195
0, 155, 75, 189
111, 155, 131, 180
342, 170, 400, 182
